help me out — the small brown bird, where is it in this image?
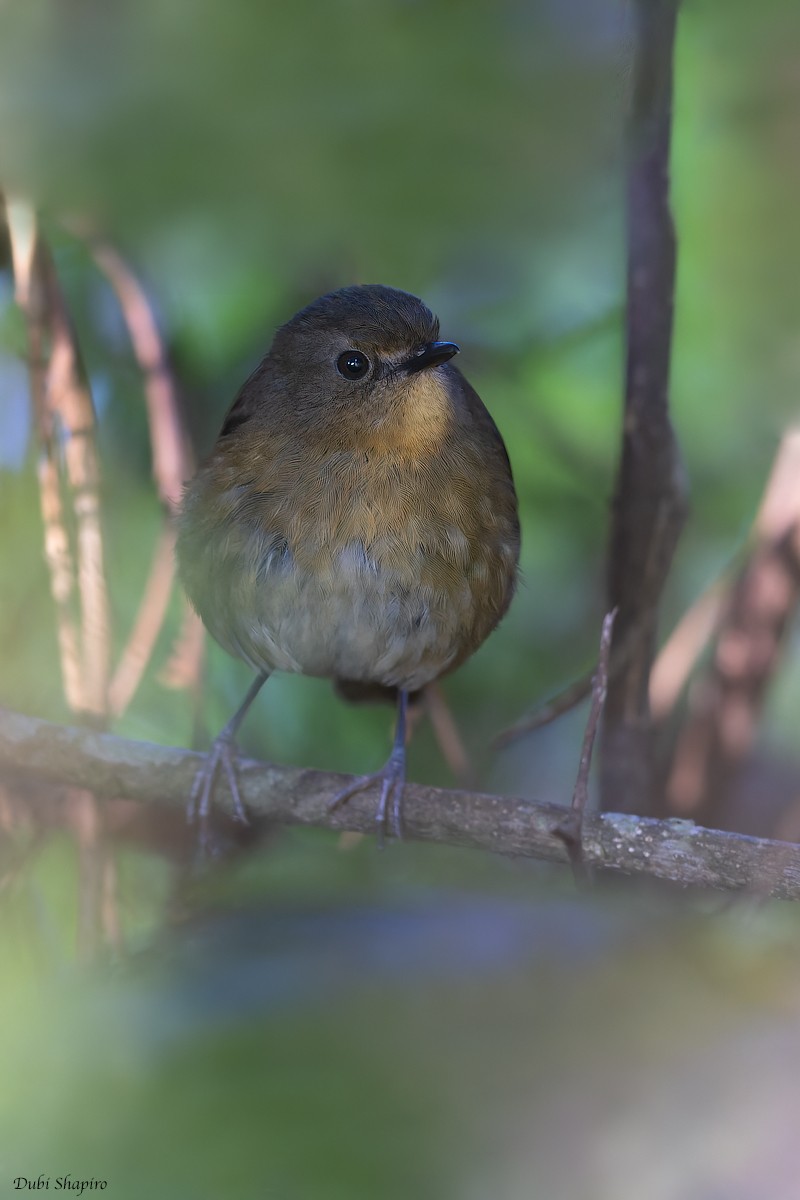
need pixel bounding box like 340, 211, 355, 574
177, 284, 519, 839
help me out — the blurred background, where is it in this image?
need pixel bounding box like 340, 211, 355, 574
2, 1, 800, 1196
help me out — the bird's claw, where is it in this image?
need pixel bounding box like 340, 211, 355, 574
188, 735, 249, 854
328, 747, 406, 847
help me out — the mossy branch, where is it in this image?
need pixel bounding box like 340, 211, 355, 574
2, 706, 800, 900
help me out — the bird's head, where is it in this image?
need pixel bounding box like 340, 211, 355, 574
263, 284, 461, 452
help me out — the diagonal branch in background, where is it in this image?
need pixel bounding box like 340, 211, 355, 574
85, 237, 192, 513
649, 573, 728, 721
77, 234, 204, 718
423, 682, 474, 786
666, 429, 800, 827
601, 0, 689, 815
649, 442, 800, 730
4, 705, 800, 901
108, 523, 182, 717
493, 615, 641, 751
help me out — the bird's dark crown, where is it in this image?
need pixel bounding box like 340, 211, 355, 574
272, 284, 440, 358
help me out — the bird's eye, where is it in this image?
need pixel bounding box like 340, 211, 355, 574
336, 350, 371, 380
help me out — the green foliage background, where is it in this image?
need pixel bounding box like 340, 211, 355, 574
2, 2, 800, 1196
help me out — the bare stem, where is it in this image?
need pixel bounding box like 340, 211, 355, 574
602, 0, 688, 813
6, 199, 86, 712
553, 610, 617, 883
80, 235, 200, 717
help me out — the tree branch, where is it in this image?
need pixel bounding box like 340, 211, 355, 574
6, 198, 86, 713
77, 233, 204, 718
602, 0, 688, 813
666, 428, 800, 824
2, 706, 800, 900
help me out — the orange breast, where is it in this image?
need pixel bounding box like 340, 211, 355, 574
178, 429, 519, 690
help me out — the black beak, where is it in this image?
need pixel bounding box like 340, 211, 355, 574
403, 340, 460, 374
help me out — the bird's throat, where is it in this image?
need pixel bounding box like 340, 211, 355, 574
367, 369, 454, 457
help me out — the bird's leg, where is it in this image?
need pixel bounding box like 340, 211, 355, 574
329, 689, 409, 846
189, 671, 270, 836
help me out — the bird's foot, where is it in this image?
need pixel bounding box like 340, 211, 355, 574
188, 733, 250, 854
328, 745, 406, 847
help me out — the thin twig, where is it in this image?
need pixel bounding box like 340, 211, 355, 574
493, 617, 636, 750
79, 235, 200, 716
424, 682, 474, 785
571, 610, 617, 821
553, 609, 617, 883
493, 672, 595, 750
43, 252, 111, 719
85, 236, 192, 512
108, 523, 178, 717
496, 551, 737, 751
6, 198, 86, 712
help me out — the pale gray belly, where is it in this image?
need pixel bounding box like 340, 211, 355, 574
208, 540, 476, 691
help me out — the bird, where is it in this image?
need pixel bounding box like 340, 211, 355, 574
177, 284, 520, 842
